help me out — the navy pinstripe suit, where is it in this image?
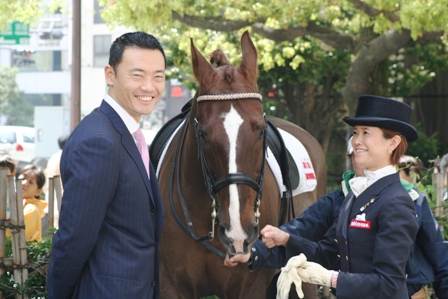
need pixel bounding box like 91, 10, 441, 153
47, 100, 164, 298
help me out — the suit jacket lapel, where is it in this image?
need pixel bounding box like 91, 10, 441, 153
340, 192, 354, 239
99, 101, 155, 207
348, 173, 400, 221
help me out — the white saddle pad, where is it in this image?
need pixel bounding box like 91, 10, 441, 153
156, 121, 317, 197
266, 128, 317, 197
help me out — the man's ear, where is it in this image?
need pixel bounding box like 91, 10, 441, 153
104, 64, 115, 86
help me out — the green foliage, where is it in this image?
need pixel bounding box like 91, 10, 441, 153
98, 1, 448, 44
0, 0, 64, 31
414, 162, 448, 240
2, 93, 35, 126
389, 42, 448, 96
0, 237, 51, 298
0, 67, 19, 107
406, 123, 442, 168
0, 67, 35, 126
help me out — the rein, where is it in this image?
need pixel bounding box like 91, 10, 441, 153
168, 118, 226, 257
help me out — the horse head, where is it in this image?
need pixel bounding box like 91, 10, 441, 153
190, 31, 266, 255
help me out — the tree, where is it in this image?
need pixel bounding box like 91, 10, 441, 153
0, 66, 34, 126
96, 0, 448, 160
0, 66, 19, 107
0, 0, 63, 31
98, 0, 448, 111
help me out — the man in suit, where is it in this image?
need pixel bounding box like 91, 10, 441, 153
47, 32, 166, 299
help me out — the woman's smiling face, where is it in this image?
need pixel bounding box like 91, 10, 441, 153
351, 125, 393, 171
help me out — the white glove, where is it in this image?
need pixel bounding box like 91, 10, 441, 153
276, 253, 307, 299
296, 261, 334, 287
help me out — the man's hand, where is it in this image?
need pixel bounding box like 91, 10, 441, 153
261, 225, 290, 248
296, 261, 334, 287
276, 254, 307, 299
223, 252, 251, 267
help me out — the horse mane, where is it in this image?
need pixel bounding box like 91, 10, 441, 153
210, 49, 234, 83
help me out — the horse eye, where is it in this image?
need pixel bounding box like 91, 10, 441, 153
259, 129, 266, 139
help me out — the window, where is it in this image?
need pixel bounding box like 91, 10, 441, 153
13, 50, 67, 72
22, 132, 35, 143
93, 35, 111, 68
0, 132, 16, 143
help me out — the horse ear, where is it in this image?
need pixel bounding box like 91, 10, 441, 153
240, 30, 257, 78
191, 38, 214, 84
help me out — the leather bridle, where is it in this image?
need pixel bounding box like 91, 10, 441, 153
168, 92, 267, 259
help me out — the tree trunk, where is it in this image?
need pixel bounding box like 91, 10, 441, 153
342, 29, 412, 115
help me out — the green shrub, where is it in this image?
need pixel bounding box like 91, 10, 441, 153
406, 123, 442, 168
0, 237, 51, 298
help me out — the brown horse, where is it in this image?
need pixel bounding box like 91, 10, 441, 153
155, 31, 326, 298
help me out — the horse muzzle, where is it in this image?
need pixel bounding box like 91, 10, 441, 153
218, 221, 259, 255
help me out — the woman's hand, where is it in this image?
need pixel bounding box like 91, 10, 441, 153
224, 252, 251, 267
261, 224, 290, 248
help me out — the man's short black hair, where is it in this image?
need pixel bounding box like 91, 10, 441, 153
109, 31, 166, 73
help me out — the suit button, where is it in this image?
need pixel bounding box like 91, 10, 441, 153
346, 256, 348, 261
150, 209, 156, 215
152, 280, 156, 287
337, 254, 340, 258
334, 239, 338, 244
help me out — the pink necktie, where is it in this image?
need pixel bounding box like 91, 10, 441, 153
134, 128, 150, 178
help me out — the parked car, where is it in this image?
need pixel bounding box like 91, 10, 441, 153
0, 126, 36, 163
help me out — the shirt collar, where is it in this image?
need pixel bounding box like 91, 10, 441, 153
363, 165, 397, 186
105, 94, 140, 134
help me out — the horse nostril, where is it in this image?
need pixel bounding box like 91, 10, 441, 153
245, 222, 259, 247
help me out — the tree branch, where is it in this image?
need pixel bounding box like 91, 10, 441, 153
350, 0, 400, 23
172, 11, 354, 51
252, 22, 354, 51
171, 11, 253, 31
418, 30, 444, 41
342, 29, 412, 111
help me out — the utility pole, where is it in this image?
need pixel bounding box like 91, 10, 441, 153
70, 0, 81, 131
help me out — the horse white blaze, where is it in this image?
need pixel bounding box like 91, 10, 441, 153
222, 105, 247, 252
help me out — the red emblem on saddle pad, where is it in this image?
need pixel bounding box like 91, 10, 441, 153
350, 219, 371, 230
305, 173, 316, 180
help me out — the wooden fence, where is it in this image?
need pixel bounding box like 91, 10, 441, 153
433, 172, 446, 229
0, 169, 61, 299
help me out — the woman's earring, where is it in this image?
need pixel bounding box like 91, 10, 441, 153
387, 149, 392, 155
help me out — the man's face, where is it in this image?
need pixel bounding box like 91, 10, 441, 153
105, 46, 166, 123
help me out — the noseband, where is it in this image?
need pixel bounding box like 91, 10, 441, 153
168, 92, 266, 258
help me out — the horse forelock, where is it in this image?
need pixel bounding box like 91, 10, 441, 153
193, 47, 257, 95
210, 49, 231, 68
